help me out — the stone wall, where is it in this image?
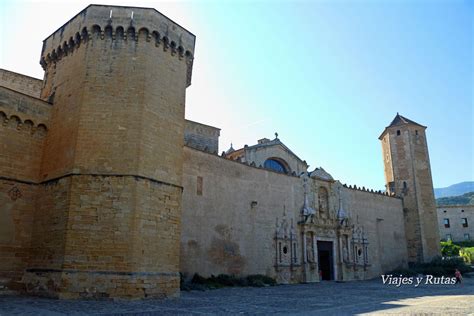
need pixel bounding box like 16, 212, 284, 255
0, 180, 36, 292
181, 146, 302, 279
437, 205, 474, 242
20, 4, 195, 299
0, 87, 50, 182
0, 69, 42, 98
181, 147, 408, 282
184, 120, 220, 154
380, 124, 440, 263
343, 188, 407, 278
0, 87, 50, 291
24, 175, 181, 299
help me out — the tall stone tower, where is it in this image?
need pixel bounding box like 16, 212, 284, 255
23, 5, 195, 299
379, 114, 440, 264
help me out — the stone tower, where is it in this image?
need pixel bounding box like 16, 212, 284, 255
23, 5, 195, 299
379, 114, 440, 263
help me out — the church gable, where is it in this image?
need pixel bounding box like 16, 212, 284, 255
225, 135, 308, 175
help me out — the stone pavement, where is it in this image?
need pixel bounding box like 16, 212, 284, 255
0, 277, 473, 315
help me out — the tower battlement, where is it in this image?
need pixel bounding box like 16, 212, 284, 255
40, 5, 196, 86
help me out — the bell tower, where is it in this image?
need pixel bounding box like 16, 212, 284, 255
379, 114, 440, 263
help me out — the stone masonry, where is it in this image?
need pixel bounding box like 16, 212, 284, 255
379, 114, 440, 263
1, 4, 195, 299
0, 4, 440, 300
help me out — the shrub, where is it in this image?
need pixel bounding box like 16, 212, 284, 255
246, 274, 277, 287
181, 273, 277, 291
389, 256, 472, 278
454, 241, 474, 248
387, 267, 418, 277
460, 247, 474, 264
441, 240, 461, 257
415, 256, 472, 276
191, 273, 207, 285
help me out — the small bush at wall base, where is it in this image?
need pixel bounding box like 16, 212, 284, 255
389, 256, 472, 278
460, 247, 474, 264
441, 240, 461, 257
246, 274, 277, 287
180, 273, 277, 291
454, 241, 474, 248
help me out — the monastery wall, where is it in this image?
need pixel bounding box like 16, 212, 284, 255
0, 69, 42, 99
344, 188, 407, 278
182, 147, 408, 282
184, 120, 220, 154
0, 87, 50, 291
181, 146, 303, 279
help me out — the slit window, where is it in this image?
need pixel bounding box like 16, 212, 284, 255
279, 242, 282, 263
196, 176, 203, 196
462, 218, 468, 228
293, 242, 297, 263
397, 130, 401, 136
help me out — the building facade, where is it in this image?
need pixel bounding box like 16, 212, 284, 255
0, 5, 439, 299
437, 205, 474, 242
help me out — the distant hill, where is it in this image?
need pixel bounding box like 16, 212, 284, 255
436, 191, 474, 206
434, 181, 474, 198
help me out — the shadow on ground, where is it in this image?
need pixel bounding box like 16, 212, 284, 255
1, 276, 473, 315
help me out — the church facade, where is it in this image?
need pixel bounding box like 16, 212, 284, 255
0, 5, 439, 299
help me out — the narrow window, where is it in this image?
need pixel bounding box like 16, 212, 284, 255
462, 218, 468, 228
196, 176, 203, 196
415, 130, 418, 135
293, 242, 297, 263
464, 233, 470, 240
446, 234, 452, 241
397, 130, 401, 136
444, 218, 450, 228
363, 245, 369, 264
279, 242, 282, 263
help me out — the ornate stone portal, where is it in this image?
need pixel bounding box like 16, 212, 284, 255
274, 175, 371, 283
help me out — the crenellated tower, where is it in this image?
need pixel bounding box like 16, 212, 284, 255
379, 114, 440, 264
24, 5, 195, 299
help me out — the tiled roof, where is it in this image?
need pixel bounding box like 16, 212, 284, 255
388, 113, 426, 128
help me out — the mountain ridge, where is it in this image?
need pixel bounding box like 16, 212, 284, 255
434, 181, 474, 198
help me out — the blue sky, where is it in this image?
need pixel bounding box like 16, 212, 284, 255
1, 0, 472, 190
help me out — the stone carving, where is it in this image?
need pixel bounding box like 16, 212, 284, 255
337, 185, 349, 226
351, 226, 369, 267
275, 209, 298, 266
300, 173, 316, 223
8, 186, 22, 201
318, 187, 329, 217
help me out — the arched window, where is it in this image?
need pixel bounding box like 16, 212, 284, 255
318, 187, 329, 216
264, 158, 287, 173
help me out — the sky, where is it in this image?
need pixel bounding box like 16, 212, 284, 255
1, 0, 472, 190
